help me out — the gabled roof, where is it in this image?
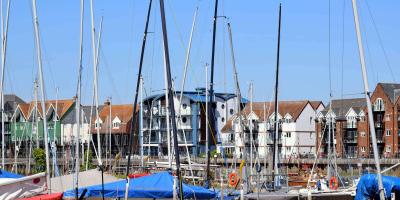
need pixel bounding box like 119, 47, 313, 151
13, 99, 75, 121
221, 100, 313, 133
93, 104, 138, 134
321, 98, 366, 119
378, 83, 400, 103
310, 101, 324, 110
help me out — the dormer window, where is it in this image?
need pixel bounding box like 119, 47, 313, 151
113, 121, 120, 128
112, 117, 121, 129
95, 118, 103, 129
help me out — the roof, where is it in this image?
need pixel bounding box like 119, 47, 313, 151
93, 104, 138, 134
13, 99, 75, 120
144, 90, 247, 103
321, 98, 366, 119
310, 101, 324, 110
378, 83, 400, 103
62, 105, 94, 124
221, 100, 312, 133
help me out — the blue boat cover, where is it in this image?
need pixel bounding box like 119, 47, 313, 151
0, 169, 23, 179
64, 171, 216, 199
355, 174, 400, 200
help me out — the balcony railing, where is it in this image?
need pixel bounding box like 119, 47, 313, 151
343, 137, 357, 143
346, 123, 357, 129
375, 122, 383, 128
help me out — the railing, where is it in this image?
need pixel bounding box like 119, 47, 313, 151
343, 137, 357, 143
346, 123, 357, 129
377, 136, 384, 143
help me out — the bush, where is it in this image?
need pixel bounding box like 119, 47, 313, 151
32, 148, 46, 173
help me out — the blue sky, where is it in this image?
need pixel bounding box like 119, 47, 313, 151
4, 0, 400, 104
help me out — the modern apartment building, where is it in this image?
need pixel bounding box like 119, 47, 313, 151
141, 88, 242, 157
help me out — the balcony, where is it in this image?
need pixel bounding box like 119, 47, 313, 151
346, 122, 357, 129
375, 122, 383, 128
343, 137, 357, 143
376, 136, 384, 143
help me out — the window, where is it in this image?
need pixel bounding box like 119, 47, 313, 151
360, 116, 365, 122
286, 132, 291, 138
361, 146, 366, 152
386, 146, 392, 153
361, 132, 366, 137
113, 121, 120, 128
386, 129, 391, 136
182, 104, 188, 109
221, 104, 225, 109
182, 117, 187, 123
221, 117, 225, 122
230, 109, 234, 115
95, 122, 101, 129
374, 98, 385, 111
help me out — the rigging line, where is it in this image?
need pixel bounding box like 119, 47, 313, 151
358, 4, 377, 83
99, 47, 122, 103
363, 0, 396, 82
341, 0, 346, 104
328, 0, 332, 99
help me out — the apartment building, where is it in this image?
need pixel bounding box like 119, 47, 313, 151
141, 88, 242, 157
315, 83, 400, 158
221, 100, 324, 159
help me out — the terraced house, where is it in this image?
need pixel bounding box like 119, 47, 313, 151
315, 83, 400, 158
10, 99, 75, 155
91, 103, 136, 158
221, 100, 324, 159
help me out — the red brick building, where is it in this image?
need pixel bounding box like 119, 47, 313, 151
316, 83, 400, 158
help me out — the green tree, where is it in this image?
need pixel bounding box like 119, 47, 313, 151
32, 148, 46, 173
81, 148, 95, 171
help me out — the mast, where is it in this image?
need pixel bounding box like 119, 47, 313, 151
351, 1, 384, 199
124, 0, 152, 198
34, 80, 39, 148
249, 82, 254, 181
272, 3, 282, 190
108, 97, 112, 170
206, 0, 218, 187
159, 0, 183, 199
31, 0, 51, 192
177, 7, 198, 182
163, 67, 171, 168
0, 0, 10, 170
139, 77, 144, 168
75, 0, 84, 196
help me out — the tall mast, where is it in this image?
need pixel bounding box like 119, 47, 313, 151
206, 0, 218, 187
124, 0, 152, 199
74, 2, 84, 196
31, 0, 51, 192
108, 97, 112, 170
163, 65, 171, 168
272, 3, 282, 190
0, 0, 10, 170
89, 0, 103, 166
351, 1, 384, 199
159, 0, 183, 199
139, 77, 144, 168
34, 79, 39, 148
249, 82, 254, 181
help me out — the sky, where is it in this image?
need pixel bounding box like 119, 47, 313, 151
4, 0, 400, 105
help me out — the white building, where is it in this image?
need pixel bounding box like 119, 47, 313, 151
141, 88, 243, 156
221, 100, 324, 159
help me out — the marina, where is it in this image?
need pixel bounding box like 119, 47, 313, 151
0, 0, 399, 200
